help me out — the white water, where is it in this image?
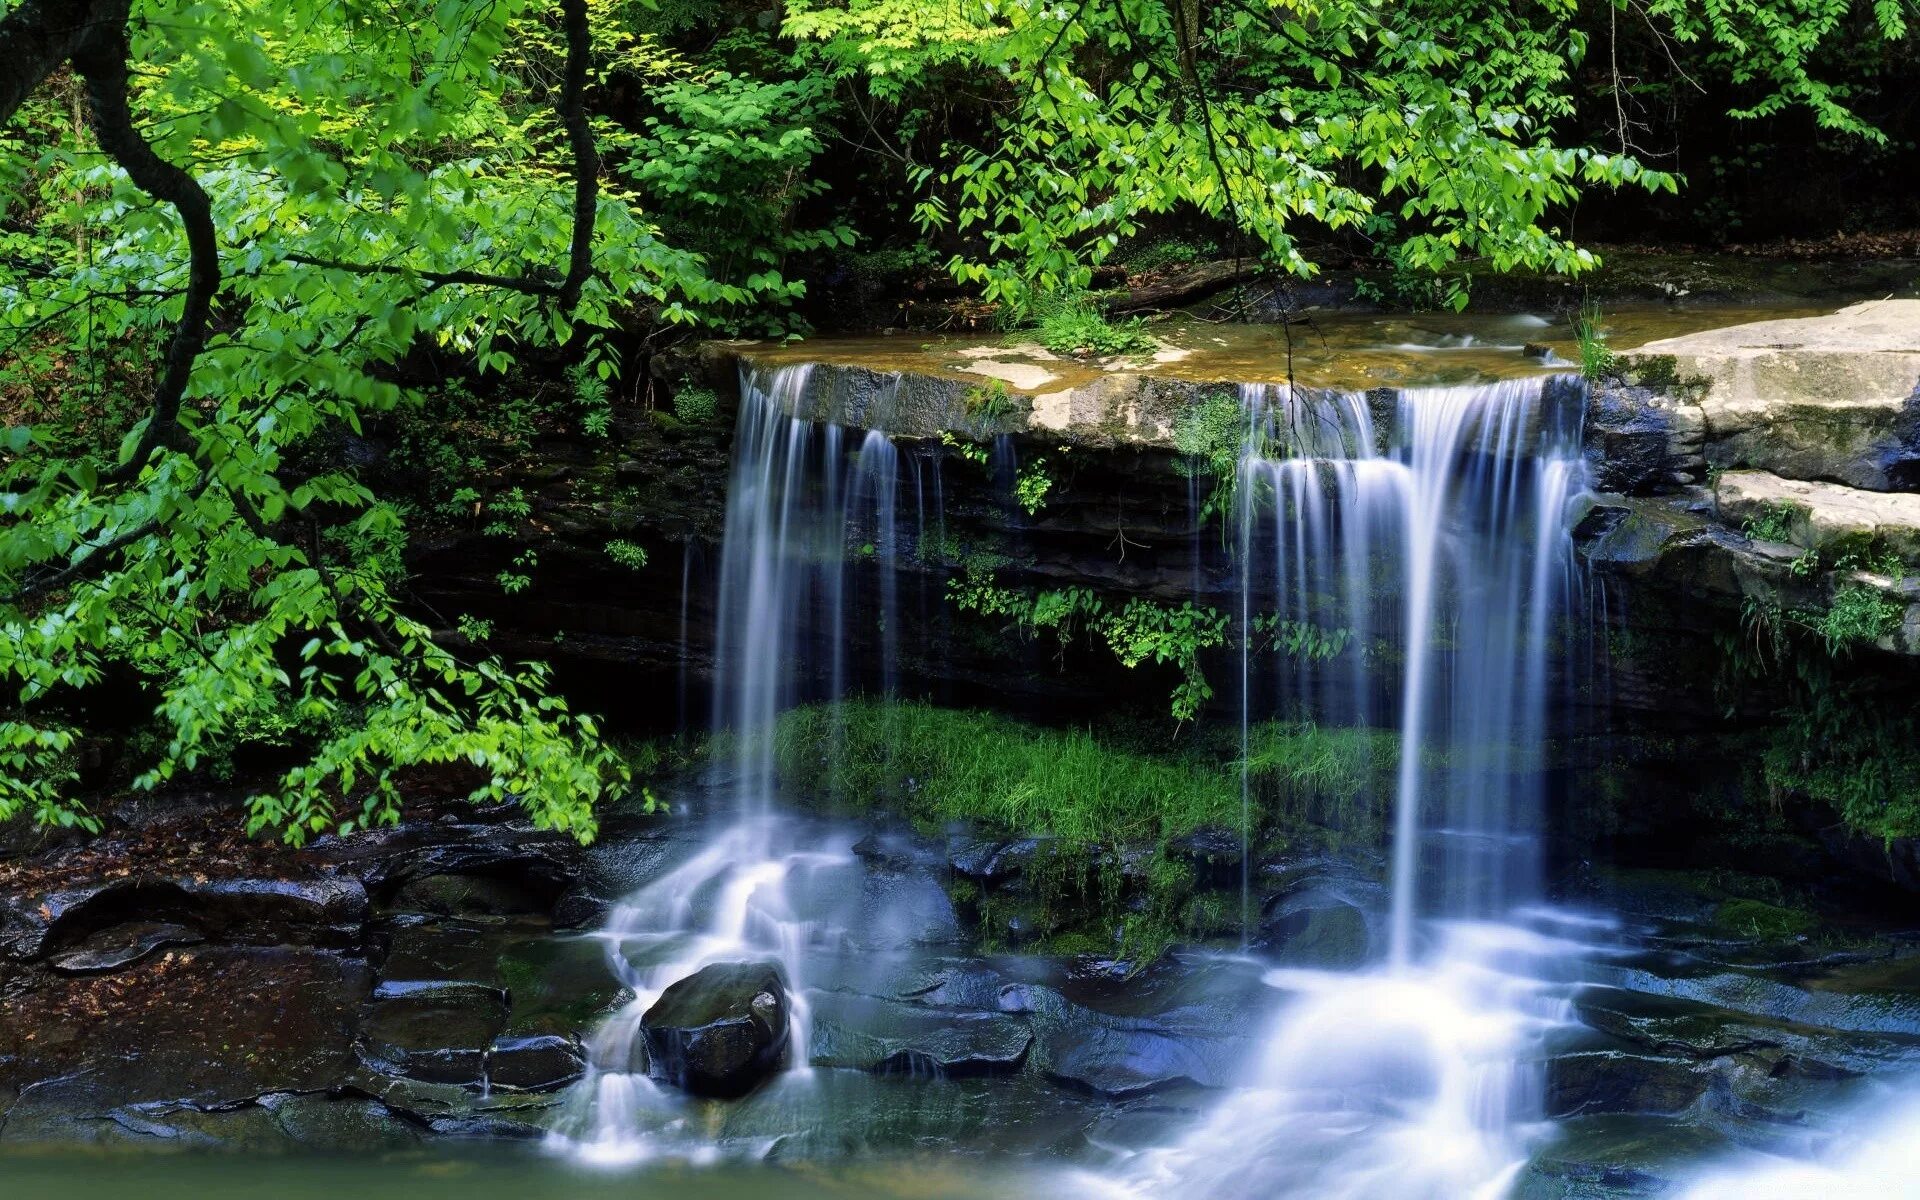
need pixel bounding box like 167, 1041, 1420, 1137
1681, 1087, 1920, 1199
555, 364, 908, 1163
1116, 375, 1592, 1197
560, 364, 1602, 1192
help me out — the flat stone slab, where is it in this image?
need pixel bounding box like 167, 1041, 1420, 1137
1717, 470, 1920, 561
1633, 299, 1920, 403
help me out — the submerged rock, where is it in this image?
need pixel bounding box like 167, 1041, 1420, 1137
642, 961, 791, 1098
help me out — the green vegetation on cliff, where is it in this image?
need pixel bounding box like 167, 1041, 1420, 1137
1, 0, 1909, 839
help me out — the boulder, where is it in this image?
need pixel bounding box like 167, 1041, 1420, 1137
641, 962, 790, 1098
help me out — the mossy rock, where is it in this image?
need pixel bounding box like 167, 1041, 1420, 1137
1713, 898, 1817, 939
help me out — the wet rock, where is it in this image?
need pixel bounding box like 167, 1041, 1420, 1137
1166, 827, 1244, 890
361, 980, 510, 1086
485, 1034, 586, 1092
807, 992, 1033, 1076
48, 921, 203, 975
642, 961, 790, 1098
390, 872, 558, 916
0, 946, 369, 1115
1519, 1114, 1731, 1198
262, 1093, 421, 1150
1259, 888, 1372, 968
946, 835, 1042, 883
3, 875, 368, 962
1547, 1050, 1714, 1117
1583, 382, 1701, 494
323, 820, 578, 911
1572, 984, 1920, 1079
550, 885, 609, 930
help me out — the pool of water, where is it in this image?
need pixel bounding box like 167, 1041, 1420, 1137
0, 1147, 1041, 1199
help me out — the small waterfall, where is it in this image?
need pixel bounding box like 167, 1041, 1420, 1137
554, 363, 912, 1164
1119, 374, 1593, 1198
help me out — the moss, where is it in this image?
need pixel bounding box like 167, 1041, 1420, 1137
1714, 898, 1817, 939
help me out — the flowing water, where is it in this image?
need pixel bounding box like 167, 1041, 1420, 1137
554, 364, 920, 1163
554, 363, 1699, 1197
1109, 375, 1594, 1198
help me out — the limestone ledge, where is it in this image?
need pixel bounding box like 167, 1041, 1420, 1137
1614, 300, 1920, 492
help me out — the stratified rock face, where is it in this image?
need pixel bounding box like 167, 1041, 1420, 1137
641, 961, 791, 1098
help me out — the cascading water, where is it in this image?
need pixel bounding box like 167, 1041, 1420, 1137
1114, 374, 1594, 1198
553, 363, 913, 1164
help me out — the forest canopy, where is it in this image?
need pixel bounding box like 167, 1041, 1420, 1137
1, 0, 1913, 841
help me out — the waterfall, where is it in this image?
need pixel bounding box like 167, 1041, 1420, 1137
553, 363, 912, 1164
1118, 374, 1593, 1198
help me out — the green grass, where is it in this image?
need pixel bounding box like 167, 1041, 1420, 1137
768, 699, 1238, 842
1572, 298, 1616, 381
742, 699, 1404, 962
1741, 499, 1804, 544
763, 699, 1398, 847
1714, 897, 1817, 939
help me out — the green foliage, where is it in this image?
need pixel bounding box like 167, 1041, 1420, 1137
671, 385, 720, 426
604, 538, 650, 570
788, 0, 1694, 306
963, 379, 1016, 419
618, 61, 854, 335
1174, 393, 1249, 526
939, 430, 992, 467
1253, 616, 1356, 662
1721, 592, 1920, 842
1022, 292, 1156, 357
769, 699, 1240, 843
1121, 237, 1219, 273
1013, 458, 1053, 514
948, 578, 1229, 720
1742, 501, 1805, 544
1808, 585, 1903, 654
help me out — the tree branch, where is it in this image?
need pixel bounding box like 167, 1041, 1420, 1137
0, 0, 122, 125
280, 252, 561, 296
71, 2, 219, 479
556, 0, 597, 315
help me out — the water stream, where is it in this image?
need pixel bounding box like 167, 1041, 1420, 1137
564, 363, 1615, 1194
555, 364, 917, 1163
1114, 375, 1593, 1197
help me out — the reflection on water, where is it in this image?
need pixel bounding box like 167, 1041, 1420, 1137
0, 1148, 1038, 1200
739, 303, 1828, 392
